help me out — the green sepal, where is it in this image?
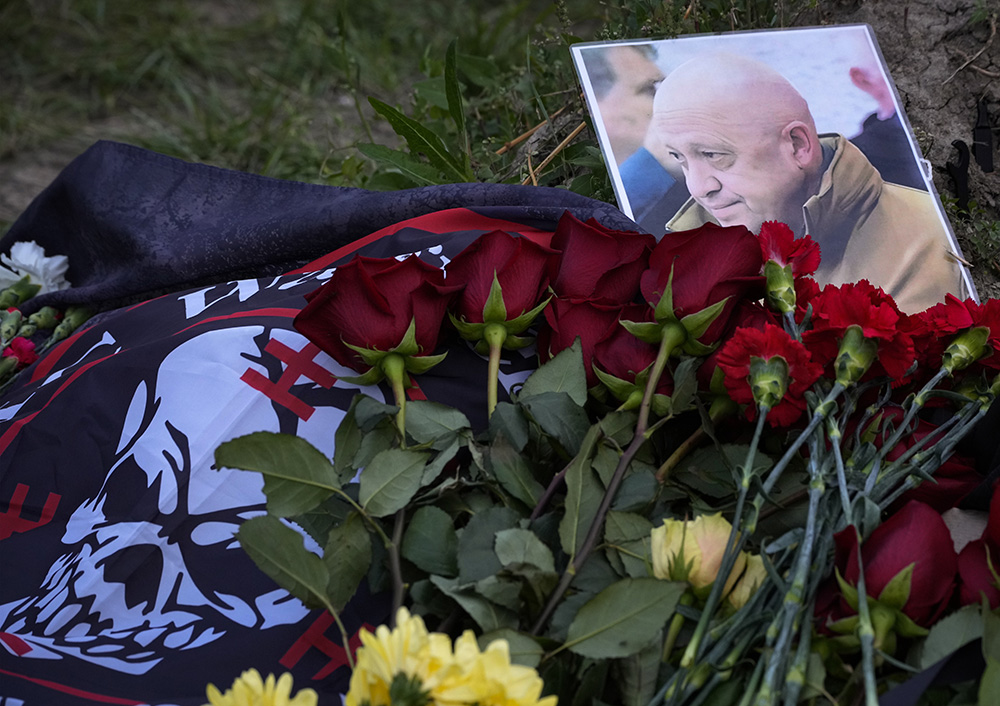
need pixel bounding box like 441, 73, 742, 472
835, 567, 860, 611
678, 296, 728, 342
344, 340, 390, 368
651, 393, 673, 418
763, 260, 796, 314
404, 351, 449, 375
651, 264, 676, 322
481, 271, 509, 322
503, 295, 551, 335
620, 319, 665, 345
450, 312, 487, 342
826, 613, 860, 636
893, 608, 929, 638
593, 365, 643, 406
337, 366, 387, 386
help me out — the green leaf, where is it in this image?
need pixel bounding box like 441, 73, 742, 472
558, 424, 603, 559
618, 634, 663, 706
359, 447, 430, 517
670, 356, 699, 415
495, 528, 555, 572
457, 506, 520, 584
488, 433, 545, 508
402, 505, 459, 577
405, 400, 470, 448
237, 516, 331, 612
354, 419, 400, 472
489, 402, 530, 451
522, 391, 590, 454
355, 395, 399, 432
611, 469, 658, 514
918, 604, 984, 669
565, 577, 685, 658
519, 340, 588, 406
333, 396, 364, 484
357, 142, 443, 186
420, 437, 461, 486
413, 76, 448, 109
215, 432, 338, 516
368, 97, 468, 181
475, 574, 522, 610
444, 39, 468, 167
477, 629, 544, 667
323, 513, 372, 612
981, 656, 1000, 706
605, 511, 654, 578
430, 575, 518, 632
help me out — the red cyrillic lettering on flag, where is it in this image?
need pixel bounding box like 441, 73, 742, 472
241, 340, 336, 421
0, 483, 61, 541
279, 612, 371, 680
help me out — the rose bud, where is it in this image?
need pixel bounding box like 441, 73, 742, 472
651, 513, 746, 601
727, 552, 767, 611
549, 211, 654, 304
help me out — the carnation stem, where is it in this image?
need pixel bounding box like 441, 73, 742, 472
852, 532, 881, 706
532, 323, 684, 636
681, 408, 768, 670
484, 323, 507, 419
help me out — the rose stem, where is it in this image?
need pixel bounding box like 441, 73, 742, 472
483, 323, 507, 419
381, 353, 408, 445
389, 508, 406, 626
531, 322, 686, 636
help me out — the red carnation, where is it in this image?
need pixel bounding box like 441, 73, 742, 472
716, 324, 822, 427
802, 280, 915, 382
757, 221, 821, 276
550, 212, 654, 304
2, 337, 38, 368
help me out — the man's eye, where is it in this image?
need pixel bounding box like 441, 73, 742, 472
668, 151, 685, 163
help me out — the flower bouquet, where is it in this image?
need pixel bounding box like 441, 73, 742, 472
213, 213, 1000, 706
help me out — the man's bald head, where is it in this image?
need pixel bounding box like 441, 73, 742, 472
652, 53, 824, 234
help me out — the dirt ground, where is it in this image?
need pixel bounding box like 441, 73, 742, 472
1, 0, 997, 294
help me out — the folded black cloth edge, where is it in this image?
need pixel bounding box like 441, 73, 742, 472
0, 140, 643, 314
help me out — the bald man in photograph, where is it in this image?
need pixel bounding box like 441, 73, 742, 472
653, 53, 963, 313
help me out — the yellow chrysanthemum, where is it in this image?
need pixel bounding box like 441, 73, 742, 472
204, 669, 317, 706
433, 632, 557, 706
346, 607, 447, 706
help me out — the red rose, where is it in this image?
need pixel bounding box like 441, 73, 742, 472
592, 304, 672, 395
957, 539, 1000, 608
445, 229, 558, 325
833, 501, 957, 627
294, 255, 458, 373
715, 323, 822, 427
550, 212, 654, 304
640, 223, 764, 345
539, 297, 624, 387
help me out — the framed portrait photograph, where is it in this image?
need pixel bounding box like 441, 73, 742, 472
571, 24, 976, 314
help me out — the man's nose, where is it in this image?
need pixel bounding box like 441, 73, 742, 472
686, 162, 722, 199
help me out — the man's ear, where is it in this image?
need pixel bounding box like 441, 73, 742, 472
784, 121, 818, 169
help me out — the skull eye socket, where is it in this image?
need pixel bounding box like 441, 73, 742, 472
96, 544, 165, 614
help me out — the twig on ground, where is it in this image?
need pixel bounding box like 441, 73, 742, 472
520, 121, 586, 186
943, 13, 996, 84
495, 106, 566, 155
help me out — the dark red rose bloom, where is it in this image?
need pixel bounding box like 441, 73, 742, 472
294, 255, 458, 373
550, 212, 654, 304
757, 221, 821, 276
445, 229, 558, 324
592, 304, 672, 395
802, 280, 915, 381
539, 297, 625, 387
833, 501, 957, 627
982, 479, 1000, 551
640, 222, 765, 344
2, 337, 37, 367
957, 539, 1000, 608
716, 324, 822, 427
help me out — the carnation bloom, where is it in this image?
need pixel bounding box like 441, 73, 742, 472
909, 295, 1000, 374
802, 280, 915, 384
716, 324, 822, 427
204, 669, 317, 706
2, 337, 38, 368
756, 221, 821, 314
0, 240, 71, 294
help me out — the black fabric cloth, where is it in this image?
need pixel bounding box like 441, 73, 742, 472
0, 140, 642, 314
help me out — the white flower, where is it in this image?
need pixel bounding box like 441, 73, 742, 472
0, 241, 70, 294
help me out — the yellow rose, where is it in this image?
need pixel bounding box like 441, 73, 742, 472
204, 669, 317, 706
651, 513, 746, 599
727, 552, 767, 611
